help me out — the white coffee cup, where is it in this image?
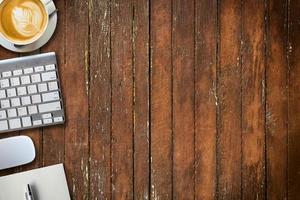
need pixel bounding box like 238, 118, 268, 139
0, 0, 56, 46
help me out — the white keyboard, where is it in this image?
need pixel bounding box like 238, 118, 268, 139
0, 52, 65, 133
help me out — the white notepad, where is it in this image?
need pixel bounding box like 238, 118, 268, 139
0, 164, 70, 200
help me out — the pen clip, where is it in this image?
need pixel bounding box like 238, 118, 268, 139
25, 184, 34, 200
27, 184, 32, 195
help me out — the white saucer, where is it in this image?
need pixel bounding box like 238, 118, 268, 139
0, 1, 57, 53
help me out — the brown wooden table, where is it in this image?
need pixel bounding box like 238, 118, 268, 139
1, 0, 300, 199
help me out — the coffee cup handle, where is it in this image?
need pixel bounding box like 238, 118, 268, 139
42, 0, 56, 16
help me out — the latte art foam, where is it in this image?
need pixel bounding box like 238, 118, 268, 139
12, 2, 44, 38
0, 0, 48, 44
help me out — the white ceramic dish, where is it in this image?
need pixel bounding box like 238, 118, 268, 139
0, 0, 57, 53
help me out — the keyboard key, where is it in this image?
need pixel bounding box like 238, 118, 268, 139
13, 69, 22, 76
42, 71, 57, 81
54, 116, 63, 123
21, 96, 31, 105
22, 117, 32, 127
45, 64, 55, 71
21, 75, 30, 85
43, 118, 53, 124
24, 68, 33, 74
27, 85, 37, 94
48, 81, 58, 91
42, 113, 52, 119
1, 100, 10, 108
0, 120, 8, 130
42, 91, 60, 102
17, 107, 27, 116
9, 118, 21, 129
31, 94, 41, 104
38, 101, 61, 113
0, 111, 7, 119
38, 83, 47, 92
7, 88, 16, 97
7, 108, 17, 118
2, 71, 12, 77
10, 77, 20, 86
31, 74, 41, 83
17, 86, 27, 96
33, 120, 42, 126
11, 98, 21, 107
0, 90, 6, 99
0, 79, 9, 88
28, 105, 38, 115
35, 66, 44, 72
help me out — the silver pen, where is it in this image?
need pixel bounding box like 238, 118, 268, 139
25, 184, 35, 200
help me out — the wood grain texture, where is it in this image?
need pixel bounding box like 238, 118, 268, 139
132, 0, 150, 199
1, 0, 300, 199
89, 0, 111, 199
288, 0, 300, 199
194, 0, 217, 199
172, 0, 195, 199
111, 0, 134, 199
218, 0, 242, 199
266, 0, 288, 199
150, 0, 173, 199
41, 0, 65, 167
64, 0, 90, 199
241, 0, 265, 198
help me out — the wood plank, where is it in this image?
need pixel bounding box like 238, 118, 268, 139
266, 0, 288, 199
288, 0, 300, 198
64, 0, 89, 199
241, 0, 265, 198
89, 0, 111, 199
132, 0, 150, 199
217, 0, 242, 199
0, 50, 17, 60
41, 0, 65, 166
150, 0, 173, 199
111, 0, 134, 198
194, 0, 217, 199
172, 0, 195, 199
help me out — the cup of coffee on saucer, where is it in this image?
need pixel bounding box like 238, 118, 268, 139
0, 0, 57, 48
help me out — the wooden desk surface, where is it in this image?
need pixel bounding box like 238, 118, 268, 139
0, 0, 299, 199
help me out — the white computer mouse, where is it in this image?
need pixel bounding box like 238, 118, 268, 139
0, 136, 36, 170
